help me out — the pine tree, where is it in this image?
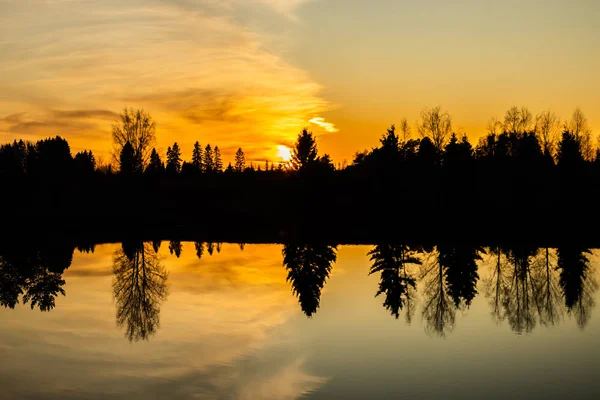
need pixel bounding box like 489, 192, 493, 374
192, 141, 203, 172
119, 141, 136, 175
214, 146, 223, 173
166, 142, 182, 174
203, 144, 214, 173
234, 148, 245, 172
145, 148, 165, 174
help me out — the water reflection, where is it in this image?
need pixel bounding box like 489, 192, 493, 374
113, 241, 169, 341
0, 242, 598, 339
0, 243, 73, 311
557, 246, 598, 329
282, 243, 338, 317
368, 244, 419, 322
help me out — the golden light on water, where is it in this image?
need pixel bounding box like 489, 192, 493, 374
277, 145, 292, 162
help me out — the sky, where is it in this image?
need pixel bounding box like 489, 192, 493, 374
1, 0, 599, 165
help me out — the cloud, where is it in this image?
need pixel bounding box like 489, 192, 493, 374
309, 116, 338, 133
0, 0, 334, 162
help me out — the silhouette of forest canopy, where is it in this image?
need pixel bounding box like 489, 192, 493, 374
0, 106, 598, 244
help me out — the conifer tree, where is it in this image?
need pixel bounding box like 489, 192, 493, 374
214, 146, 223, 173
203, 144, 214, 173
166, 142, 182, 174
192, 141, 203, 172
234, 148, 245, 172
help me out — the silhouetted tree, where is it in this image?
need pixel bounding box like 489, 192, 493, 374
291, 129, 318, 171
234, 148, 245, 172
283, 243, 337, 317
73, 150, 95, 175
503, 106, 533, 134
145, 148, 165, 175
568, 107, 593, 161
27, 136, 73, 175
119, 141, 138, 175
112, 108, 156, 168
192, 141, 203, 173
166, 143, 182, 174
214, 146, 223, 173
557, 130, 584, 170
0, 139, 27, 174
203, 144, 214, 173
535, 110, 560, 158
418, 106, 452, 151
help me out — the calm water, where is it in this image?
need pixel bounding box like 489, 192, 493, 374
1, 242, 599, 399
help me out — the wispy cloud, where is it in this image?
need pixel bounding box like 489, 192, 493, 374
309, 116, 338, 133
0, 0, 333, 162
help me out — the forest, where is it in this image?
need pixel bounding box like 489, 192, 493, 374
0, 106, 598, 244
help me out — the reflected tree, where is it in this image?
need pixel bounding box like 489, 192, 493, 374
556, 246, 597, 329
420, 249, 456, 337
503, 247, 540, 334
484, 246, 508, 324
207, 242, 215, 256
0, 244, 72, 311
368, 244, 420, 321
113, 242, 168, 341
283, 243, 337, 317
536, 248, 563, 327
152, 240, 162, 253
169, 240, 182, 258
439, 245, 483, 308
194, 241, 204, 259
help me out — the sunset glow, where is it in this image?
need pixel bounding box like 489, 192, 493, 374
276, 145, 292, 162
0, 0, 598, 164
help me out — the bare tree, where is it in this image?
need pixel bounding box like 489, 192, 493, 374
112, 108, 156, 168
486, 117, 502, 135
535, 110, 561, 157
399, 117, 412, 143
503, 106, 533, 133
112, 242, 168, 341
417, 106, 452, 151
569, 107, 593, 161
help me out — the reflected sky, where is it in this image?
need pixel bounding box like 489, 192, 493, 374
1, 243, 600, 399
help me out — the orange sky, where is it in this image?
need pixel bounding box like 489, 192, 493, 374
1, 0, 598, 165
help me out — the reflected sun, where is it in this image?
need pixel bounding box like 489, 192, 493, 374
276, 145, 292, 162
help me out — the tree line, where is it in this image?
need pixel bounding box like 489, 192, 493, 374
0, 106, 596, 178
1, 105, 598, 243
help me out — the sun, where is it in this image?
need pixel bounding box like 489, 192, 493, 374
276, 145, 292, 162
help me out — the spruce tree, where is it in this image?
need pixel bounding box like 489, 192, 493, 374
166, 142, 182, 174
214, 146, 223, 173
145, 148, 165, 174
234, 148, 245, 172
203, 144, 214, 173
192, 141, 203, 172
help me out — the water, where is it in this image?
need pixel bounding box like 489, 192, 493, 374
1, 242, 599, 399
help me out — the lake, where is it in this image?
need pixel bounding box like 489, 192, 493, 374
1, 242, 599, 399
